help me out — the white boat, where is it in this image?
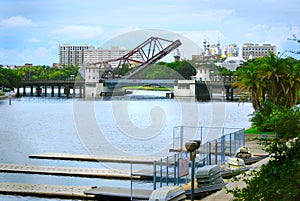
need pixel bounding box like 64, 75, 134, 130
235, 146, 252, 158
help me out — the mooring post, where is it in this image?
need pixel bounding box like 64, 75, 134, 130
215, 140, 218, 164
160, 158, 163, 187
174, 154, 177, 186
153, 160, 157, 190
166, 156, 169, 185
130, 162, 133, 201
209, 142, 212, 165
8, 93, 12, 105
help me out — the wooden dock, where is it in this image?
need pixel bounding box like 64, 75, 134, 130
84, 186, 152, 200
132, 169, 174, 180
0, 182, 94, 199
0, 163, 138, 179
29, 152, 161, 164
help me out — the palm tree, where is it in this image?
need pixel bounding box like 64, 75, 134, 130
234, 62, 264, 111
234, 53, 300, 110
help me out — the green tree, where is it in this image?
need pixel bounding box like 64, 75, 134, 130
0, 68, 22, 88
129, 61, 196, 79
172, 60, 196, 79
234, 53, 300, 110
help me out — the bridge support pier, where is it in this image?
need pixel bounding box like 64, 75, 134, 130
23, 86, 26, 96
225, 88, 234, 101
44, 85, 47, 97
79, 86, 82, 98
195, 81, 211, 101
36, 86, 42, 96
30, 86, 33, 96
58, 86, 61, 97
51, 86, 54, 97
64, 86, 70, 97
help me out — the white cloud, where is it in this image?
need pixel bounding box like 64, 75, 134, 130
191, 9, 234, 20
0, 16, 35, 29
52, 25, 104, 40
25, 37, 40, 43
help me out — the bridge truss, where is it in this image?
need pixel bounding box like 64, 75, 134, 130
88, 37, 182, 79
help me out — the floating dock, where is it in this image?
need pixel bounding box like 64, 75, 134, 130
84, 186, 152, 200
29, 152, 162, 164
0, 163, 137, 179
0, 182, 94, 199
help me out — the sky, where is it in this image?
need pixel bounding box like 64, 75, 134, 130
0, 0, 300, 66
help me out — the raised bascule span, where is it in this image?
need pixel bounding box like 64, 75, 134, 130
85, 36, 182, 80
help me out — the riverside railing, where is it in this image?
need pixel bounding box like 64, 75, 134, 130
129, 126, 245, 192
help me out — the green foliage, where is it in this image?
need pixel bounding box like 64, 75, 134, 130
15, 65, 79, 80
234, 54, 300, 111
250, 101, 300, 140
0, 68, 22, 88
131, 61, 196, 79
227, 138, 300, 201
244, 127, 275, 135
228, 38, 300, 201
229, 103, 300, 200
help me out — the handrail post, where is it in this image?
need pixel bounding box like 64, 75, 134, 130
153, 160, 157, 190
160, 158, 163, 187
174, 154, 177, 186
166, 156, 169, 186
130, 162, 133, 200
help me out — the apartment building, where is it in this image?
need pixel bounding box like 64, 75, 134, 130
84, 46, 130, 68
242, 43, 277, 60
59, 44, 92, 66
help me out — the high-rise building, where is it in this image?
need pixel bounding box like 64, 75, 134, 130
242, 43, 277, 60
59, 44, 92, 66
59, 44, 139, 68
83, 46, 131, 68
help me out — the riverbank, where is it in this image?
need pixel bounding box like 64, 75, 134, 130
199, 137, 269, 201
0, 94, 8, 100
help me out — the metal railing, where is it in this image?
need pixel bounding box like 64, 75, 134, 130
129, 126, 245, 192
149, 126, 245, 189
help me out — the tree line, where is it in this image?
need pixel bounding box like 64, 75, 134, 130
228, 41, 300, 200
0, 65, 80, 90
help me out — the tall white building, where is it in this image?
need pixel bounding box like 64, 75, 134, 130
84, 46, 131, 68
242, 43, 277, 60
59, 44, 137, 68
59, 44, 92, 66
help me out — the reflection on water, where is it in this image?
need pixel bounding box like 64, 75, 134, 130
0, 91, 253, 200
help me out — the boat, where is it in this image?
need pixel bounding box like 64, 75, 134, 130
224, 157, 245, 169
235, 146, 268, 165
149, 186, 186, 201
221, 157, 250, 179
183, 165, 226, 198
235, 146, 252, 158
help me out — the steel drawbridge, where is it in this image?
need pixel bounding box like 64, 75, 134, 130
83, 37, 181, 80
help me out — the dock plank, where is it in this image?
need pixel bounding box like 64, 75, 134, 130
84, 186, 152, 200
0, 163, 138, 179
0, 182, 94, 199
29, 152, 161, 164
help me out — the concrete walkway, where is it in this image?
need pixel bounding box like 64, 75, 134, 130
199, 138, 269, 201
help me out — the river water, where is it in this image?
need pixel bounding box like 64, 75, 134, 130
0, 90, 253, 200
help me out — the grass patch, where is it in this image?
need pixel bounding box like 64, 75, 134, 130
125, 86, 173, 91
245, 126, 276, 135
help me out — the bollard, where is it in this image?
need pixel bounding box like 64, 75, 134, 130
8, 93, 12, 105
185, 140, 201, 201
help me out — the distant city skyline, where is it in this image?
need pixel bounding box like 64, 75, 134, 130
1, 0, 299, 66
